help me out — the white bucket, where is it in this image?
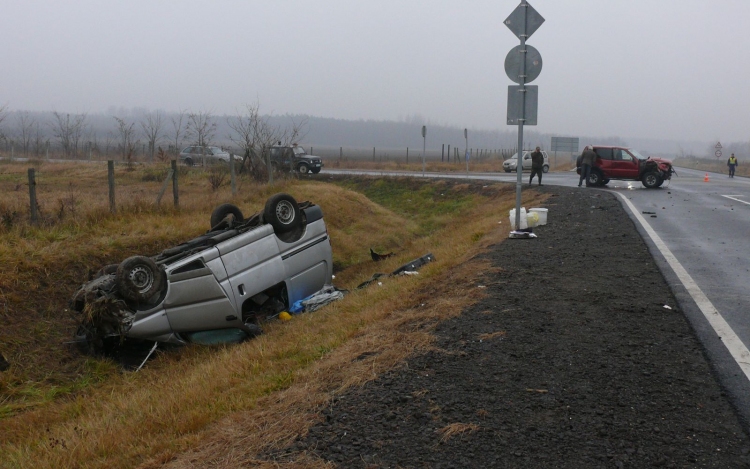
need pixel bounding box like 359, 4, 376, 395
529, 208, 548, 225
509, 207, 528, 230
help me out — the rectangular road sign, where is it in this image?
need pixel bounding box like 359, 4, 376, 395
551, 137, 579, 152
507, 85, 538, 125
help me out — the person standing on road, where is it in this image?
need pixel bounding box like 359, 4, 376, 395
578, 145, 597, 187
727, 153, 738, 178
529, 146, 544, 186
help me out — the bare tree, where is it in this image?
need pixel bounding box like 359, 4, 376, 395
50, 112, 87, 157
169, 109, 186, 154
113, 116, 138, 161
32, 121, 49, 156
16, 111, 37, 155
0, 103, 9, 142
227, 103, 309, 181
185, 110, 216, 148
140, 111, 164, 162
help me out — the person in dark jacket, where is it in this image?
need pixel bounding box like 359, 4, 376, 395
529, 146, 544, 186
578, 145, 597, 187
727, 153, 738, 178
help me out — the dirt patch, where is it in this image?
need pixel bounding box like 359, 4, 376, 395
265, 187, 750, 468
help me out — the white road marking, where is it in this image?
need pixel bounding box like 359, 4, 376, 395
721, 195, 750, 206
614, 192, 750, 381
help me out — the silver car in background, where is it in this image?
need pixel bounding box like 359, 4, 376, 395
72, 193, 333, 354
179, 146, 232, 166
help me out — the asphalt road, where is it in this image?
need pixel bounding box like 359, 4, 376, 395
326, 166, 750, 428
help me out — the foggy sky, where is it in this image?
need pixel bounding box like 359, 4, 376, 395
2, 0, 749, 143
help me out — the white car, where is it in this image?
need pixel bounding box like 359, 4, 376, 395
179, 146, 232, 166
503, 150, 550, 173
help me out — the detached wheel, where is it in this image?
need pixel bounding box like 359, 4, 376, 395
210, 203, 244, 229
642, 171, 661, 189
264, 193, 301, 234
542, 165, 549, 173
297, 164, 310, 174
116, 256, 164, 303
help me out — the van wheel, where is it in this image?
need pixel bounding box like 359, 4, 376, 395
264, 193, 301, 234
116, 256, 164, 303
210, 204, 244, 230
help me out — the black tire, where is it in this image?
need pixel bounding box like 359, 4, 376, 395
602, 178, 610, 185
264, 193, 301, 234
184, 157, 194, 167
297, 164, 310, 174
94, 263, 119, 279
655, 177, 665, 188
116, 256, 164, 303
210, 203, 244, 229
542, 165, 549, 173
311, 168, 321, 174
642, 171, 661, 189
587, 170, 603, 186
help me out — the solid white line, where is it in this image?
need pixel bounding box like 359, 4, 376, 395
614, 192, 750, 381
721, 195, 750, 206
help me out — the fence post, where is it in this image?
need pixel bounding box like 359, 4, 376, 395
11, 145, 14, 161
28, 168, 38, 225
406, 147, 409, 164
339, 147, 342, 160
441, 144, 444, 162
373, 147, 375, 161
171, 160, 179, 208
107, 160, 116, 214
230, 154, 237, 195
156, 168, 174, 205
46, 142, 49, 160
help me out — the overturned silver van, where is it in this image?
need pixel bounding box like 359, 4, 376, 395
71, 193, 333, 354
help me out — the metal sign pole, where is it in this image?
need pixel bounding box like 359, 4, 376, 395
514, 6, 528, 231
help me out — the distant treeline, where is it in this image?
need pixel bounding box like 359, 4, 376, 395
0, 107, 725, 160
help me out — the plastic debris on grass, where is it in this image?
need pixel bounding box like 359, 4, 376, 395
357, 253, 436, 289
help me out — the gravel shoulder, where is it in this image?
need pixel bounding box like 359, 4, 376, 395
288, 187, 750, 468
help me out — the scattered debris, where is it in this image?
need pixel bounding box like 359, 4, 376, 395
642, 211, 656, 214
289, 285, 347, 314
509, 231, 538, 239
370, 247, 395, 262
663, 305, 672, 310
357, 253, 436, 289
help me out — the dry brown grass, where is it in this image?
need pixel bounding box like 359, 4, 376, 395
324, 155, 576, 174
437, 423, 481, 443
673, 157, 750, 177
0, 160, 548, 468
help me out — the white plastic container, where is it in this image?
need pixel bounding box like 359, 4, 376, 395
529, 208, 548, 225
509, 207, 528, 230
526, 211, 539, 227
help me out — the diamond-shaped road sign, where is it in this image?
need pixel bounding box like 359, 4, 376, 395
504, 1, 545, 40
504, 44, 543, 84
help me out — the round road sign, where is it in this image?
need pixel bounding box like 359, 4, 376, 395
715, 150, 722, 158
504, 44, 543, 84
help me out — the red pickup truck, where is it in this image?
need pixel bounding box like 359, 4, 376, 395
577, 146, 675, 188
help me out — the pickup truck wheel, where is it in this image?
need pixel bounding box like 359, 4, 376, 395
297, 164, 310, 174
210, 203, 244, 230
587, 170, 603, 186
264, 193, 302, 234
642, 171, 661, 189
116, 256, 164, 303
184, 157, 194, 167
542, 165, 549, 173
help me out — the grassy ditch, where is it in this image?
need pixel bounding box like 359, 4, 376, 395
0, 162, 547, 468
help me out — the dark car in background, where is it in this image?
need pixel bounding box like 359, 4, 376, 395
270, 145, 323, 174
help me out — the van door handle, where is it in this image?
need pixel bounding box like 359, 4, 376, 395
238, 284, 245, 295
